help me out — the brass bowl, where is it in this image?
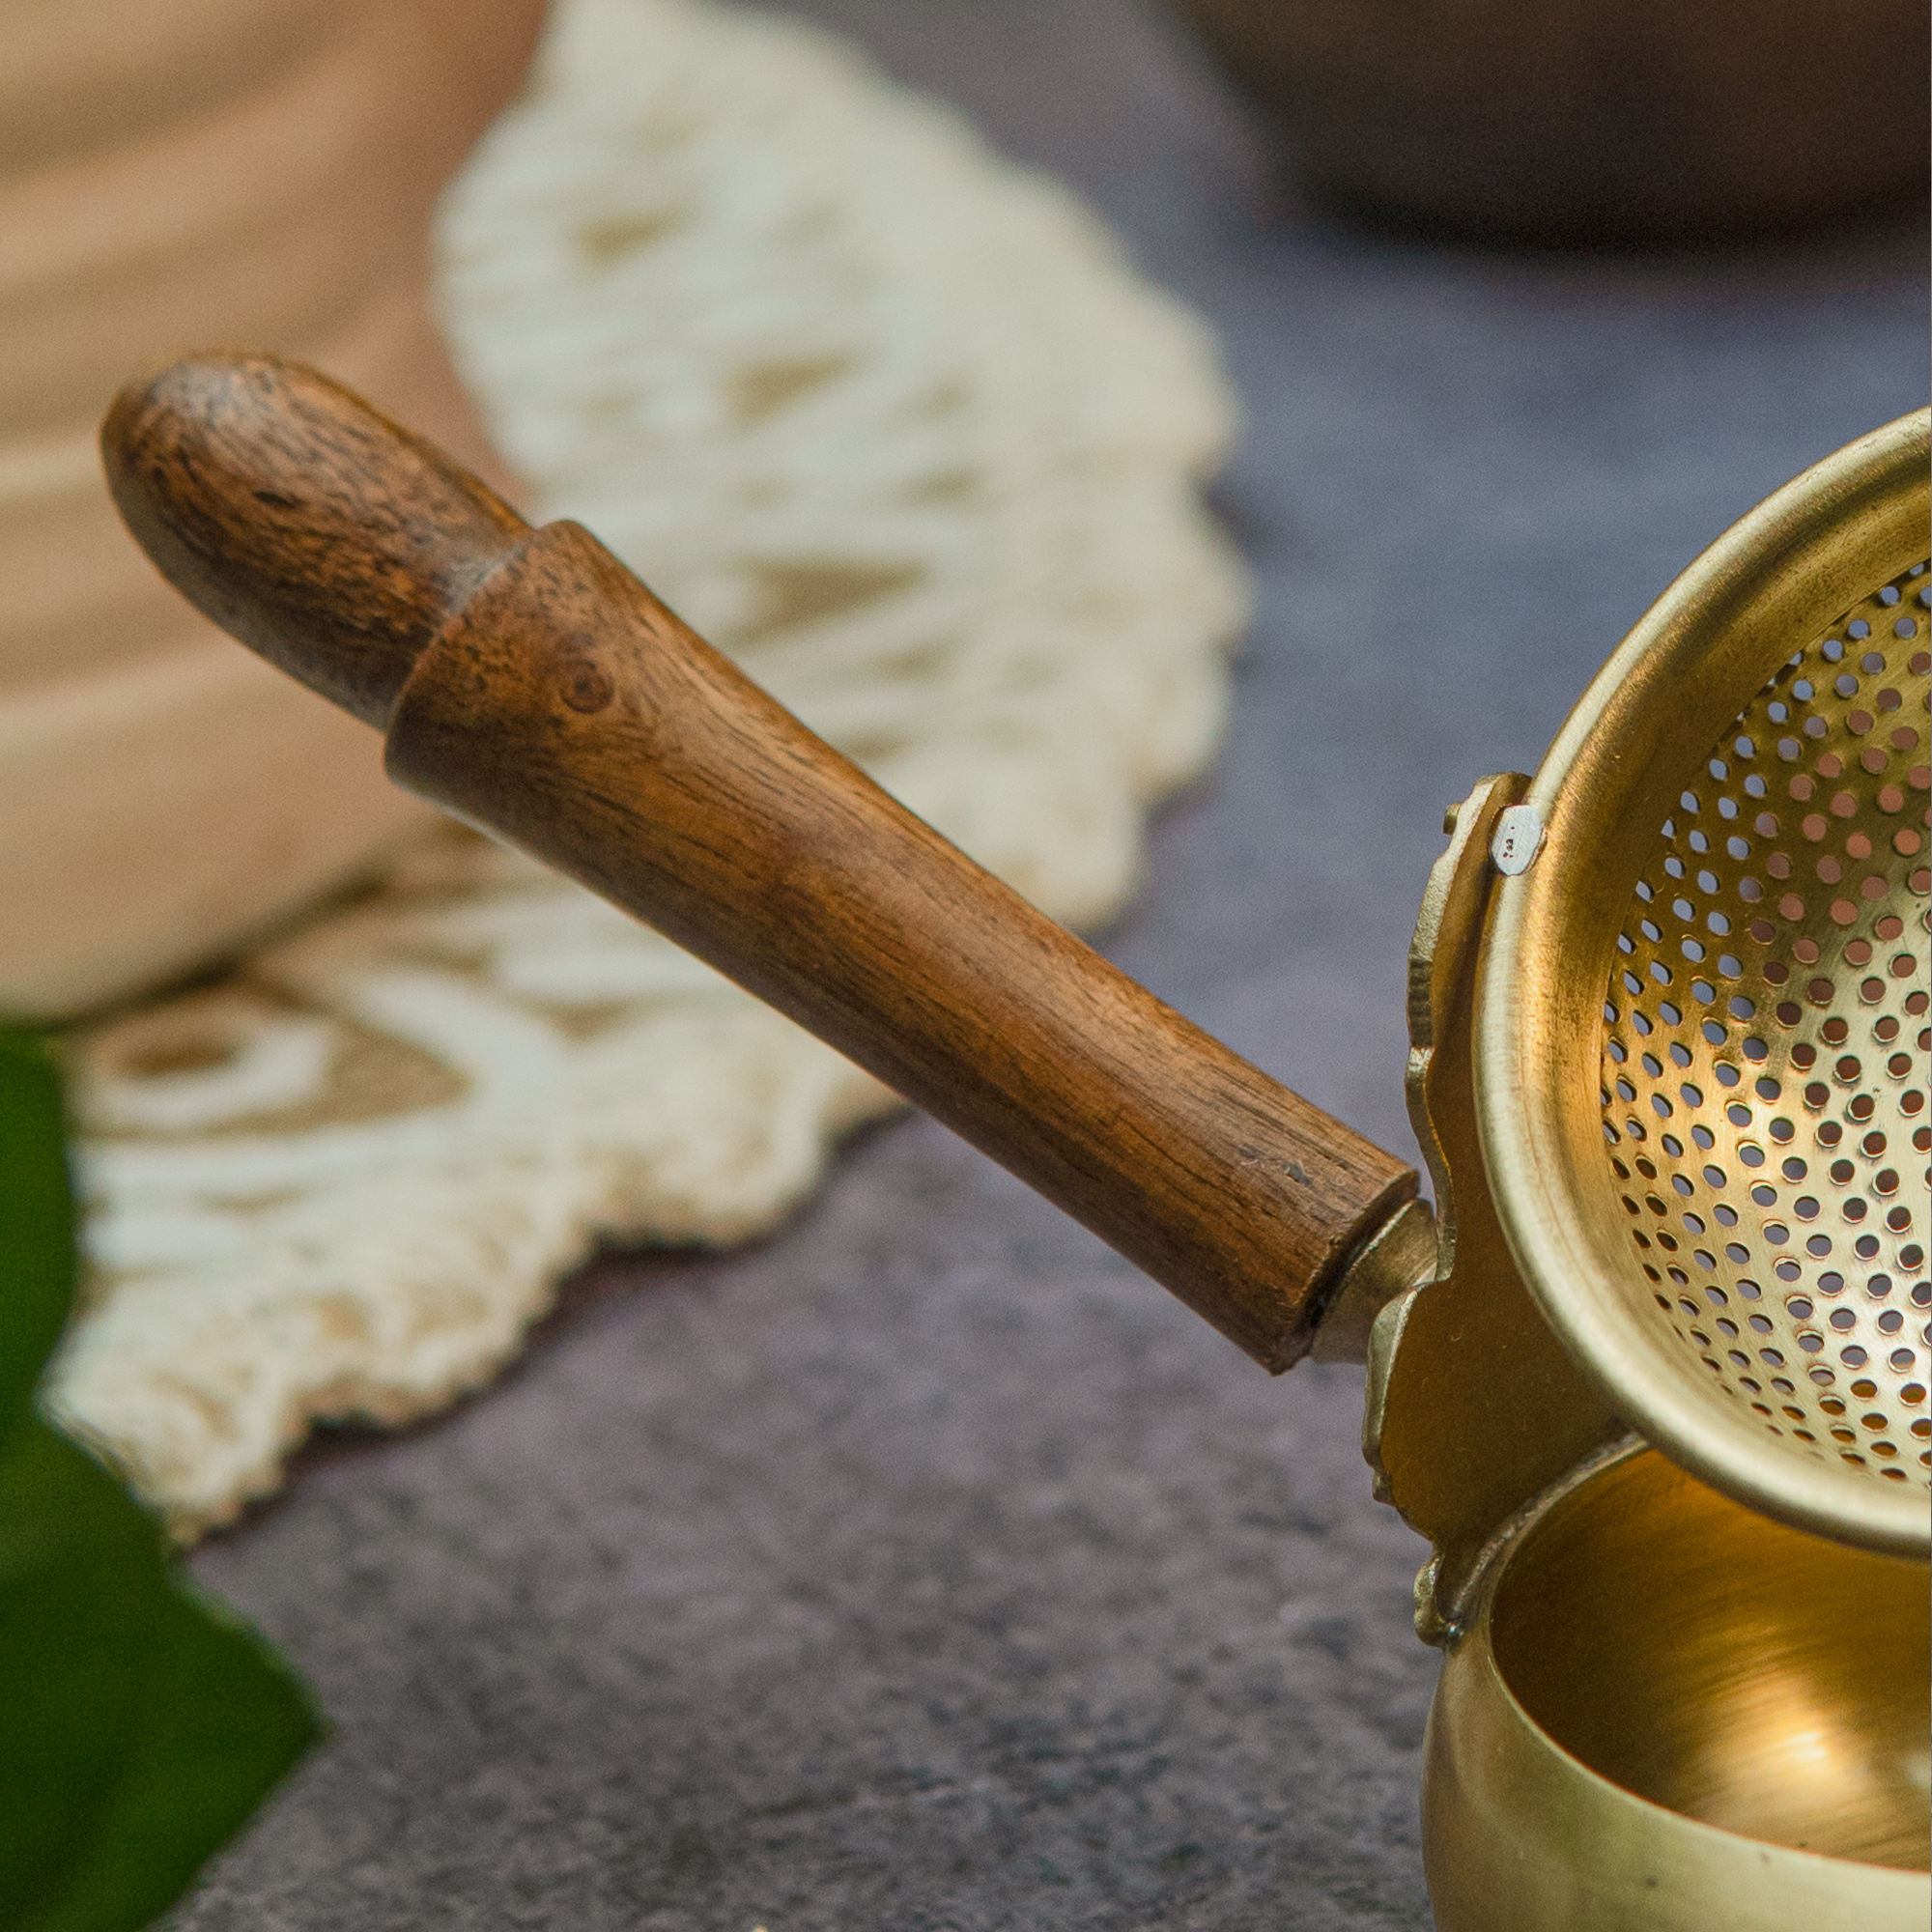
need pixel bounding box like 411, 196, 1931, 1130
1425, 1447, 1931, 1928
1167, 0, 1931, 244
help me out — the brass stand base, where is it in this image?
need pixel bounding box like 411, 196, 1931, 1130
1424, 1448, 1930, 1928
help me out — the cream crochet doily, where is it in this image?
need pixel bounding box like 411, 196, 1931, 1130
49, 0, 1248, 1540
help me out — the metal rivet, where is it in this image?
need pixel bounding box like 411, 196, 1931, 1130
1492, 803, 1546, 876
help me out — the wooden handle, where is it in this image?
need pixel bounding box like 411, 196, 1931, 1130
102, 353, 1415, 1371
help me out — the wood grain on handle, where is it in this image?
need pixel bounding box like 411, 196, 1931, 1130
102, 354, 1416, 1371
103, 355, 526, 728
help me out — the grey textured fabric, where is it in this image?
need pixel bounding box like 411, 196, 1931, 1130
178, 2, 1927, 1926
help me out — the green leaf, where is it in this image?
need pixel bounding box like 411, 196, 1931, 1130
11, 1557, 322, 1932
0, 1027, 76, 1432
0, 1422, 168, 1918
0, 1028, 323, 1932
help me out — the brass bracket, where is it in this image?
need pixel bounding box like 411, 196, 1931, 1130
1365, 774, 1627, 1646
1307, 1198, 1438, 1365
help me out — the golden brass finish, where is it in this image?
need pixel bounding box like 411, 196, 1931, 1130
1425, 1447, 1930, 1929
1493, 1451, 1929, 1866
1366, 770, 1624, 1639
1306, 1196, 1435, 1365
1479, 410, 1931, 1556
1594, 569, 1930, 1500
1364, 423, 1931, 1918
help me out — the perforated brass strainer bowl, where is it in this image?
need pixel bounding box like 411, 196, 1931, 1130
1479, 410, 1929, 1558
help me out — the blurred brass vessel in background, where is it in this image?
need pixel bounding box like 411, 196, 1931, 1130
1168, 0, 1930, 244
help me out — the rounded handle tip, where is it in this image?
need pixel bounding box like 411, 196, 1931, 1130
102, 352, 531, 727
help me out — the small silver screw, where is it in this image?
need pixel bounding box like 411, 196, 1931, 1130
1492, 803, 1546, 876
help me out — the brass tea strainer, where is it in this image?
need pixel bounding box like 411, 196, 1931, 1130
101, 357, 1929, 1927
1480, 444, 1928, 1555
